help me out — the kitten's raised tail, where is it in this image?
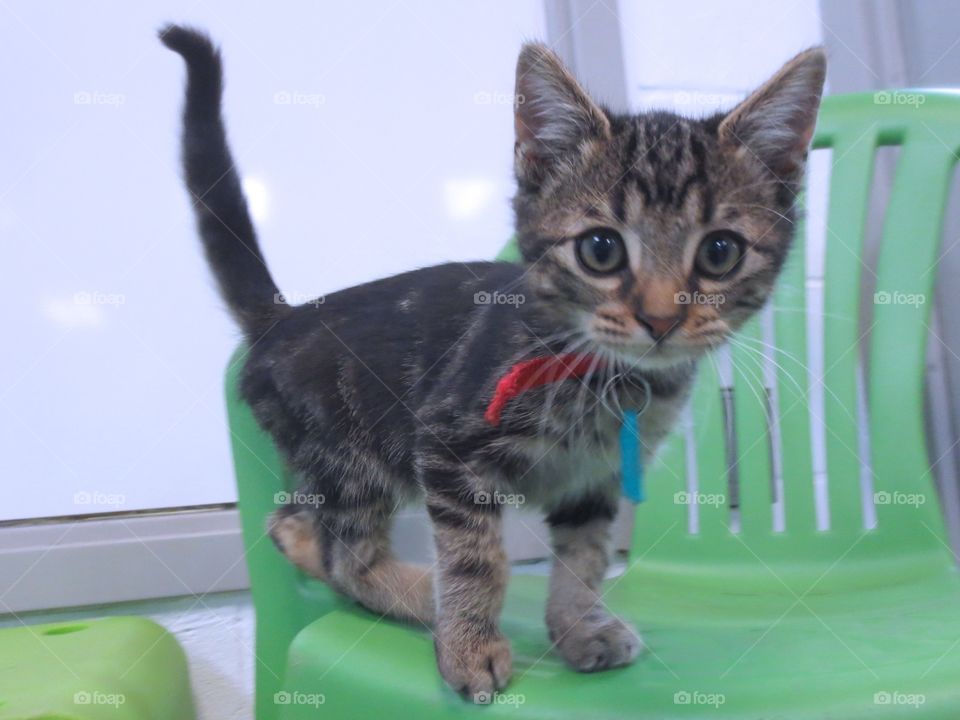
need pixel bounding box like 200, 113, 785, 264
160, 25, 288, 337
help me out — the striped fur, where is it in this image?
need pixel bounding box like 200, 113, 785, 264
162, 27, 824, 702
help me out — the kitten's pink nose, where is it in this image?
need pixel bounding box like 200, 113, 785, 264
635, 312, 681, 342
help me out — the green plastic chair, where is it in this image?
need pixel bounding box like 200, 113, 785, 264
227, 91, 960, 718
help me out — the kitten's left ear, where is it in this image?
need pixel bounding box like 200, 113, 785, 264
719, 48, 826, 180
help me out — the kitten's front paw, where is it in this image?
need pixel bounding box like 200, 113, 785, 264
549, 610, 642, 672
435, 631, 513, 702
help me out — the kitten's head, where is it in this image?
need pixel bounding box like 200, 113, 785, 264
512, 45, 825, 369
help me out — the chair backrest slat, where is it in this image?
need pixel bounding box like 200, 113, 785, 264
732, 316, 775, 536
870, 138, 956, 547
690, 359, 729, 539
773, 228, 818, 542
820, 133, 877, 538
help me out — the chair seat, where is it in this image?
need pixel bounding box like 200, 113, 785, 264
0, 616, 195, 719
278, 568, 960, 718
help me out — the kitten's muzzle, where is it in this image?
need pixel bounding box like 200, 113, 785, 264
634, 311, 683, 343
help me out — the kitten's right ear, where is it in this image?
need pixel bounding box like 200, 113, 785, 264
514, 43, 609, 185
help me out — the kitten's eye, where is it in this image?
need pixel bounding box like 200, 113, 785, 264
695, 231, 745, 279
575, 228, 626, 275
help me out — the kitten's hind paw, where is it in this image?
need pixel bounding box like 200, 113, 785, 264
550, 612, 642, 673
266, 508, 326, 580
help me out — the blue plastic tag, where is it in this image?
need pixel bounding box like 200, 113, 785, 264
620, 409, 644, 503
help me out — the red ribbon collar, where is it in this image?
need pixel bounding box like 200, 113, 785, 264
484, 353, 602, 426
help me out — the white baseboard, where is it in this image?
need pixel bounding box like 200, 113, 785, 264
0, 507, 248, 614
0, 502, 634, 615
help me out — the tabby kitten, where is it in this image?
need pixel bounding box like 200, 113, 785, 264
162, 26, 824, 702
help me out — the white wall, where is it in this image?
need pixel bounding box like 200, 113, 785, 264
0, 1, 546, 520
0, 0, 826, 525
619, 0, 823, 112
